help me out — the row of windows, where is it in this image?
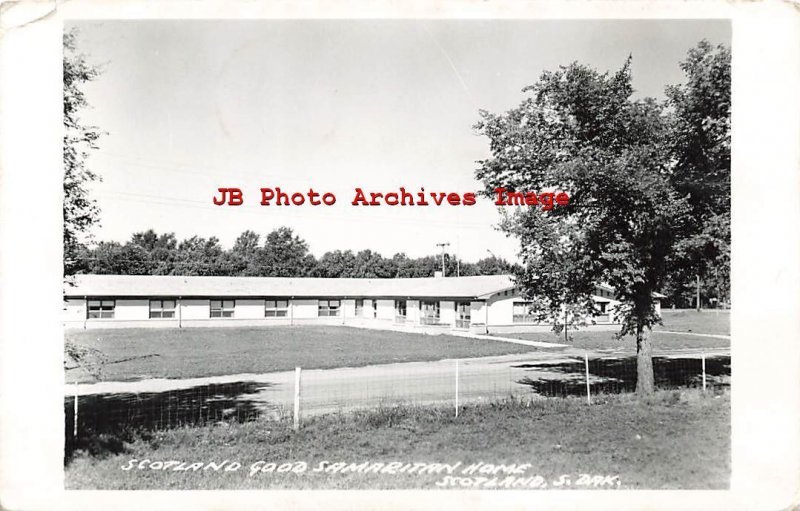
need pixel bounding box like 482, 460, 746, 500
512, 301, 612, 323
88, 299, 290, 319
595, 287, 615, 299
88, 299, 610, 325
86, 299, 473, 321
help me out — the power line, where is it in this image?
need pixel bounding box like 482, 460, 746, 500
93, 190, 501, 230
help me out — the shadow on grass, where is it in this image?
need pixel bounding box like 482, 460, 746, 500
515, 355, 730, 397
64, 381, 274, 465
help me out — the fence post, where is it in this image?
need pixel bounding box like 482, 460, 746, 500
293, 367, 301, 431
584, 351, 591, 405
701, 353, 707, 392
455, 359, 459, 418
73, 381, 79, 438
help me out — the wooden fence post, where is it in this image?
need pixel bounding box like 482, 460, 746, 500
701, 353, 707, 392
73, 382, 79, 438
455, 360, 459, 418
584, 352, 591, 405
293, 367, 301, 431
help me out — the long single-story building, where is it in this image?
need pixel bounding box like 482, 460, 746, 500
63, 274, 655, 333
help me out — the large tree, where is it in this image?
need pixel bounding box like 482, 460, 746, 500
258, 227, 316, 277
475, 255, 515, 276
172, 236, 229, 276
230, 230, 262, 276
665, 41, 731, 308
315, 250, 358, 277
474, 58, 690, 394
129, 229, 178, 275
63, 29, 103, 276
63, 29, 106, 378
352, 250, 396, 278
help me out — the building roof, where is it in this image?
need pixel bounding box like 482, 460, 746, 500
64, 274, 517, 300
64, 274, 666, 301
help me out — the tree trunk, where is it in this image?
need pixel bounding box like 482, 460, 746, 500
636, 325, 655, 395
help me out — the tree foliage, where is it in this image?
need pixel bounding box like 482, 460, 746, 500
258, 227, 317, 277
63, 29, 104, 276
75, 227, 514, 279
665, 41, 731, 307
474, 57, 698, 394
63, 29, 107, 380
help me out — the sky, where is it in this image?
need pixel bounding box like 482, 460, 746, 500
70, 19, 731, 263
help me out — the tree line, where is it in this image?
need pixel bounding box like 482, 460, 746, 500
73, 227, 517, 279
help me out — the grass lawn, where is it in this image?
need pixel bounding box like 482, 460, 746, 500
502, 309, 730, 352
65, 326, 537, 383
654, 308, 730, 335
65, 389, 730, 490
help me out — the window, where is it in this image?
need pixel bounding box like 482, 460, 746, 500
372, 300, 377, 318
456, 301, 471, 329
149, 299, 176, 319
513, 301, 537, 323
87, 299, 115, 319
593, 301, 613, 323
210, 299, 235, 318
265, 299, 288, 318
596, 287, 614, 299
318, 299, 341, 317
420, 300, 440, 325
355, 299, 364, 317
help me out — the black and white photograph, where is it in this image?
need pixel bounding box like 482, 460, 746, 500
0, 1, 799, 510
60, 17, 733, 490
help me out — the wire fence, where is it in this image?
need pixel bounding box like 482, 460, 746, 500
65, 351, 730, 460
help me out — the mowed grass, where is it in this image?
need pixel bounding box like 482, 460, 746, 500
65, 389, 730, 490
654, 308, 730, 335
503, 309, 730, 353
65, 326, 537, 383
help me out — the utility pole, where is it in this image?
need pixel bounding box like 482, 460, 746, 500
436, 242, 450, 277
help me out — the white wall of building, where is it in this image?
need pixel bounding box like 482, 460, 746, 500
487, 295, 517, 326
470, 301, 487, 323
481, 292, 633, 334
341, 299, 355, 322
440, 300, 455, 326
64, 291, 650, 332
233, 299, 264, 319
375, 300, 395, 321
292, 299, 318, 319
181, 299, 209, 320
113, 299, 148, 320
407, 300, 420, 323
63, 298, 85, 327
362, 299, 375, 319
